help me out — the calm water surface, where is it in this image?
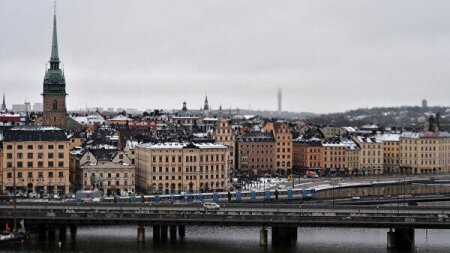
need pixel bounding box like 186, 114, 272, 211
3, 226, 450, 253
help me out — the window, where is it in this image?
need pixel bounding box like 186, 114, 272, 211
17, 153, 23, 159
17, 145, 23, 150
17, 162, 23, 168
48, 145, 54, 149
17, 172, 22, 178
6, 153, 12, 159
38, 145, 43, 150
48, 161, 54, 168
48, 153, 54, 159
58, 172, 64, 178
58, 162, 64, 167
27, 153, 33, 159
52, 100, 58, 110
38, 172, 43, 178
58, 145, 64, 149
27, 162, 33, 168
38, 153, 44, 159
28, 172, 33, 178
48, 172, 53, 178
7, 145, 12, 150
38, 162, 43, 168
58, 153, 64, 159
7, 172, 12, 178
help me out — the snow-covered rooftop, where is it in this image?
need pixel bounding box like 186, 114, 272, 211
137, 142, 227, 150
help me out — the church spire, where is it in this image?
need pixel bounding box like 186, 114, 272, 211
50, 1, 60, 69
203, 94, 209, 111
1, 91, 6, 112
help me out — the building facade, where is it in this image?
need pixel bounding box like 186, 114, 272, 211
1, 126, 70, 195
293, 138, 323, 172
135, 142, 229, 194
262, 121, 293, 174
399, 132, 450, 174
212, 118, 236, 177
237, 132, 275, 175
353, 136, 384, 175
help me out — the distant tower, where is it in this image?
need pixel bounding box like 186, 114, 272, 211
277, 88, 282, 114
203, 95, 209, 111
182, 101, 187, 111
422, 99, 428, 110
42, 4, 67, 127
1, 92, 7, 111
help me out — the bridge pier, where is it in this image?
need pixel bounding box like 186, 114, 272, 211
153, 225, 161, 242
38, 224, 46, 240
59, 226, 67, 241
272, 226, 297, 246
170, 225, 177, 241
260, 227, 268, 246
161, 225, 168, 242
178, 225, 185, 239
137, 225, 145, 242
70, 224, 77, 238
48, 225, 56, 241
387, 228, 415, 249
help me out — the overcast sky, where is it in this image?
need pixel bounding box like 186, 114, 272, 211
1, 0, 450, 113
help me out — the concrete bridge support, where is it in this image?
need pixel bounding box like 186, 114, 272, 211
178, 225, 185, 239
137, 225, 145, 242
70, 224, 77, 238
260, 227, 268, 246
170, 225, 177, 241
48, 225, 56, 241
38, 224, 46, 240
59, 226, 67, 241
153, 225, 161, 242
387, 228, 415, 249
161, 225, 168, 242
272, 226, 297, 245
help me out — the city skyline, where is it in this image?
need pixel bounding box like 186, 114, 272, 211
1, 1, 450, 113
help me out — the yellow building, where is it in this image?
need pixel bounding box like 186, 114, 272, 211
212, 118, 236, 175
374, 134, 400, 174
400, 131, 450, 174
1, 126, 70, 195
135, 142, 229, 194
262, 121, 293, 175
353, 136, 384, 175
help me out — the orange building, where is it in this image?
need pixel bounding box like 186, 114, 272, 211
262, 121, 293, 174
293, 138, 323, 173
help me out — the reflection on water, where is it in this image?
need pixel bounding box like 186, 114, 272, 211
2, 226, 450, 253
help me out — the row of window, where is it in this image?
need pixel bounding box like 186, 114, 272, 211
6, 144, 65, 150
7, 161, 64, 168
151, 174, 225, 181
151, 165, 225, 173
151, 155, 225, 163
6, 153, 64, 159
6, 171, 64, 178
84, 172, 133, 178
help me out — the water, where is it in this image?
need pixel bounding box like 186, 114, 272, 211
3, 226, 450, 253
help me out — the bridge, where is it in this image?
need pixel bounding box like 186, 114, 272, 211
2, 202, 450, 249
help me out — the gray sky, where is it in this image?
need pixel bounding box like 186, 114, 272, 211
1, 0, 450, 114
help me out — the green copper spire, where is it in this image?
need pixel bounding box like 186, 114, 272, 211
50, 2, 59, 69
43, 1, 66, 95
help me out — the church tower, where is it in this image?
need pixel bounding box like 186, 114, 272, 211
42, 5, 67, 127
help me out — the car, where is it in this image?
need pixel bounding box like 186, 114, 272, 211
351, 196, 361, 200
202, 202, 220, 210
